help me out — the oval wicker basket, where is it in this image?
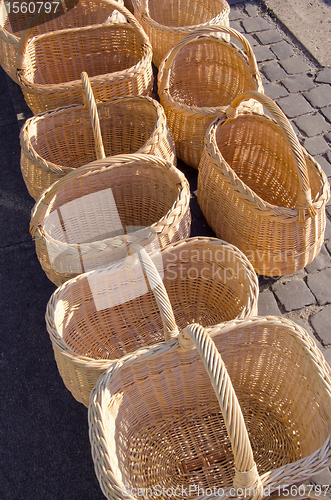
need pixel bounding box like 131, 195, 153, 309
30, 153, 191, 286
131, 0, 230, 67
0, 0, 123, 83
158, 25, 263, 169
20, 75, 176, 200
45, 237, 259, 406
88, 316, 331, 500
198, 91, 330, 277
15, 0, 153, 113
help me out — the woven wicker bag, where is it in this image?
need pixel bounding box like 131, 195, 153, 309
15, 0, 153, 113
131, 0, 230, 67
45, 237, 259, 406
198, 91, 330, 277
20, 72, 176, 200
89, 316, 331, 500
158, 25, 263, 169
30, 153, 191, 286
0, 0, 125, 83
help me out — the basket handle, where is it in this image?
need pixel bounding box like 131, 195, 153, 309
179, 323, 262, 495
128, 244, 179, 341
15, 0, 151, 72
225, 90, 316, 221
81, 71, 106, 160
158, 25, 261, 95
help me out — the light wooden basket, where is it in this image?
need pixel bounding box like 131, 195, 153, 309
158, 25, 263, 169
45, 237, 259, 406
0, 0, 123, 83
198, 91, 330, 277
15, 0, 153, 113
20, 72, 176, 200
131, 0, 230, 67
30, 153, 191, 287
89, 316, 331, 500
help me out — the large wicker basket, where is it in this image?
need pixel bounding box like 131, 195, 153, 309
0, 0, 124, 83
89, 316, 331, 500
30, 153, 191, 286
45, 237, 259, 406
158, 25, 263, 169
15, 0, 153, 113
198, 91, 330, 277
131, 0, 230, 67
20, 72, 176, 200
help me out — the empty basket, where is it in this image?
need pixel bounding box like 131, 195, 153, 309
46, 237, 259, 406
89, 316, 331, 500
198, 91, 330, 276
158, 25, 263, 168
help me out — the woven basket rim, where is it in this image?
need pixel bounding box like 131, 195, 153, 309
205, 113, 330, 220
20, 95, 168, 174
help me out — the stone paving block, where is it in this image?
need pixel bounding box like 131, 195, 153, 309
258, 290, 282, 316
279, 56, 311, 75
324, 218, 331, 240
316, 156, 331, 177
327, 151, 331, 164
272, 280, 315, 312
227, 0, 243, 4
229, 8, 245, 21
327, 206, 331, 217
244, 3, 259, 17
253, 45, 275, 62
316, 68, 331, 84
310, 306, 331, 345
325, 132, 331, 143
290, 120, 301, 137
305, 245, 331, 273
230, 20, 244, 33
327, 240, 331, 254
262, 62, 288, 82
263, 82, 288, 100
322, 348, 331, 368
281, 74, 315, 93
294, 113, 330, 137
307, 269, 331, 305
321, 106, 331, 123
255, 29, 282, 45
242, 16, 271, 33
277, 94, 314, 118
308, 467, 331, 486
270, 41, 294, 60
290, 317, 323, 350
304, 136, 329, 156
304, 85, 331, 108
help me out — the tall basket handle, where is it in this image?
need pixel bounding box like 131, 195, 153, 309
179, 323, 262, 496
158, 25, 261, 96
224, 90, 316, 221
129, 244, 179, 341
81, 71, 106, 160
15, 0, 151, 73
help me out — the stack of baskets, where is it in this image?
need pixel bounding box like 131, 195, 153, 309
3, 0, 331, 498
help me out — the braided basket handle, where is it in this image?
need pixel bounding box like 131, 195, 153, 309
129, 244, 178, 341
81, 71, 106, 160
15, 0, 150, 72
179, 323, 261, 495
225, 90, 316, 220
158, 25, 261, 95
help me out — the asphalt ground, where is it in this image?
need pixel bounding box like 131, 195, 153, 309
1, 1, 331, 498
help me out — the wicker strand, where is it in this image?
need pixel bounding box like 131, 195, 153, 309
81, 71, 106, 160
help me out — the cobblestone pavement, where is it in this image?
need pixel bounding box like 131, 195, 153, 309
1, 0, 331, 497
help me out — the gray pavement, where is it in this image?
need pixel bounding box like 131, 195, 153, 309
1, 0, 331, 498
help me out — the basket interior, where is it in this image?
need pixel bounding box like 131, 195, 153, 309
30, 100, 159, 169
53, 240, 255, 360
215, 114, 323, 208
168, 39, 258, 108
1, 0, 112, 36
24, 24, 143, 85
100, 322, 331, 498
147, 0, 227, 27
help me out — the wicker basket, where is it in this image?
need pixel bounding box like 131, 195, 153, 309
158, 25, 263, 169
15, 0, 153, 113
0, 0, 124, 83
20, 72, 176, 200
45, 237, 259, 406
131, 0, 230, 67
198, 91, 330, 277
30, 153, 191, 286
89, 316, 331, 500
